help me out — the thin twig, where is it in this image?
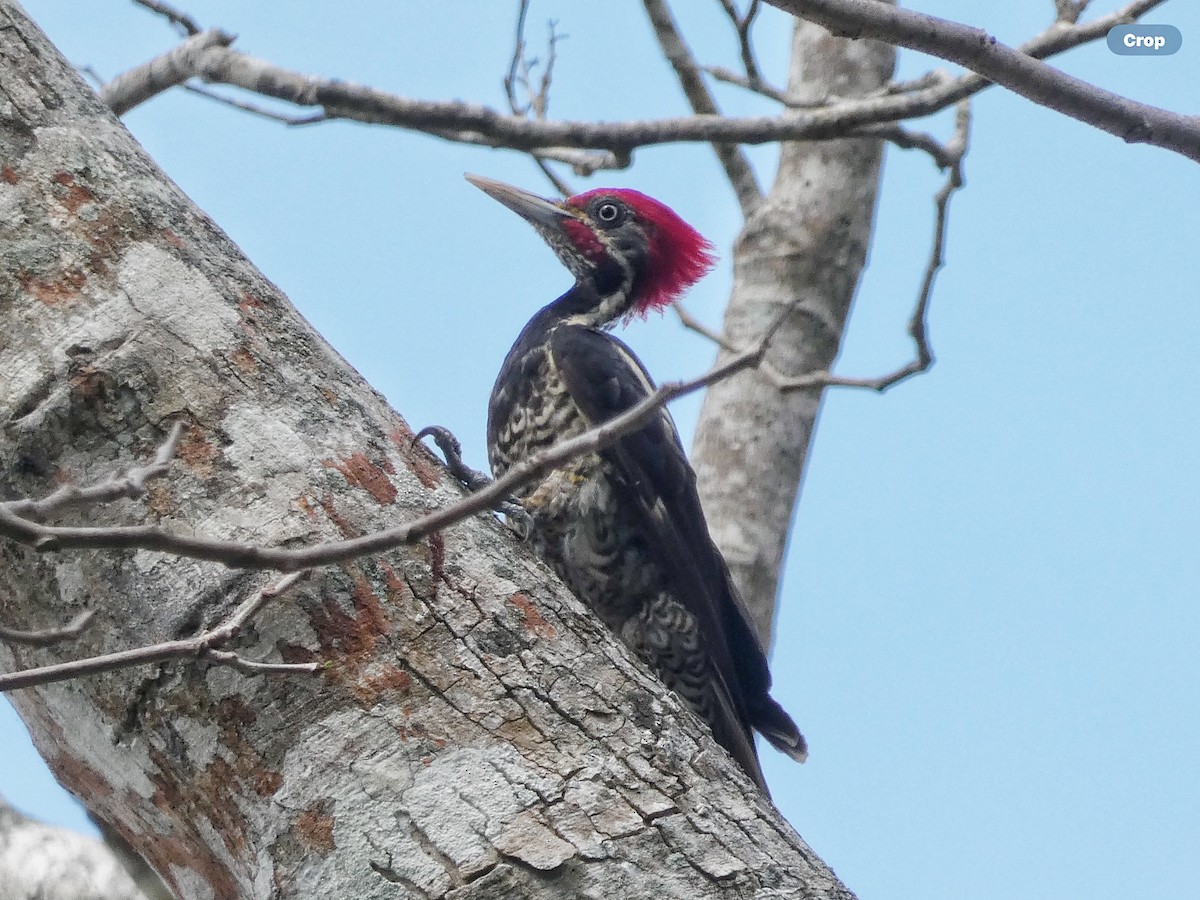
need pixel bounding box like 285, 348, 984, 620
810, 102, 969, 392
183, 83, 327, 125
1054, 0, 1092, 24
641, 0, 762, 214
504, 0, 534, 117
0, 313, 793, 571
504, 0, 574, 196
5, 422, 185, 522
703, 65, 796, 107
677, 100, 972, 394
94, 1, 1190, 163
851, 122, 957, 169
715, 0, 766, 86
0, 572, 316, 692
767, 0, 1190, 157
131, 0, 201, 36
0, 611, 96, 648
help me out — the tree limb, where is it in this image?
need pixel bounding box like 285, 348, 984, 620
132, 0, 201, 36
678, 99, 969, 395
0, 573, 316, 692
642, 0, 763, 213
99, 27, 235, 116
89, 1, 1182, 163
0, 311, 790, 572
0, 610, 96, 648
767, 0, 1199, 160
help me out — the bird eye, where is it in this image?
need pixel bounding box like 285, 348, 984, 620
595, 201, 621, 224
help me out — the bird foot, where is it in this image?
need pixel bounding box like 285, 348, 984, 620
415, 425, 532, 540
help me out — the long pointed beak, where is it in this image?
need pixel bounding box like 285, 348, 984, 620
465, 174, 573, 231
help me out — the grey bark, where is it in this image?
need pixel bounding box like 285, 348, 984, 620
0, 3, 851, 898
692, 17, 895, 645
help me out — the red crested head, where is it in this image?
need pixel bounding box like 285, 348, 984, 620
565, 188, 717, 317
465, 174, 716, 327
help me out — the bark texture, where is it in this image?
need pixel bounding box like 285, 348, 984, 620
692, 17, 895, 644
0, 796, 152, 900
0, 4, 849, 898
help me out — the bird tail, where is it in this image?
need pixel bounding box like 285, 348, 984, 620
752, 695, 808, 763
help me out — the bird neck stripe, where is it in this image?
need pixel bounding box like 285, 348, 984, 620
562, 285, 633, 328
567, 249, 638, 328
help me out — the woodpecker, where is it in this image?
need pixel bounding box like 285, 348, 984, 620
437, 174, 806, 792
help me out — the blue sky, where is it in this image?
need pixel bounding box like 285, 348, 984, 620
5, 2, 1198, 898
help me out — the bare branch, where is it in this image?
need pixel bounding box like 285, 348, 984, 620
813, 101, 970, 393
703, 64, 794, 106
131, 0, 201, 36
93, 1, 1189, 163
504, 0, 575, 196
5, 422, 185, 522
766, 0, 1196, 160
715, 0, 768, 86
182, 82, 328, 124
677, 100, 972, 394
0, 316, 792, 573
642, 0, 762, 214
0, 610, 96, 648
504, 0, 534, 117
200, 649, 317, 677
0, 572, 316, 692
99, 27, 235, 116
851, 121, 957, 169
503, 0, 563, 121
1054, 0, 1093, 24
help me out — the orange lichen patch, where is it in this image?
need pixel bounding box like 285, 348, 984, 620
296, 494, 319, 521
69, 363, 112, 402
379, 561, 413, 602
237, 292, 265, 336
317, 491, 357, 538
323, 452, 397, 505
389, 423, 443, 489
349, 572, 392, 640
17, 269, 86, 306
1, 165, 16, 184
147, 744, 251, 860
353, 663, 413, 706
230, 344, 259, 375
51, 171, 97, 214
217, 694, 257, 729
238, 291, 266, 314
308, 570, 392, 680
255, 769, 284, 798
178, 425, 221, 477
195, 757, 253, 855
146, 482, 174, 518
295, 802, 336, 854
507, 592, 556, 640
45, 750, 116, 804
114, 805, 241, 900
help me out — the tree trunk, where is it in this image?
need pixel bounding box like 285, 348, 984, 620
0, 3, 851, 897
692, 17, 894, 645
0, 796, 154, 900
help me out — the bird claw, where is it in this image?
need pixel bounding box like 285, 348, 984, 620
416, 425, 532, 539
498, 501, 533, 541
414, 425, 492, 492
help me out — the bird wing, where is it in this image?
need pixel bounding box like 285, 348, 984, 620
548, 324, 795, 787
